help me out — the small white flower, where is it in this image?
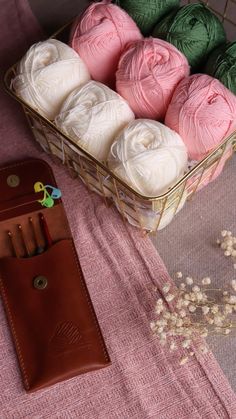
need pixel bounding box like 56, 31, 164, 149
189, 293, 196, 302
180, 283, 186, 290
190, 352, 194, 357
182, 299, 190, 307
196, 292, 203, 301
192, 285, 200, 293
228, 295, 236, 304
202, 277, 211, 285
231, 280, 236, 291
179, 309, 186, 318
162, 284, 170, 294
221, 242, 227, 250
224, 250, 231, 257
182, 339, 191, 348
202, 306, 210, 315
186, 277, 193, 285
155, 305, 164, 315
221, 230, 228, 237
176, 272, 183, 278
165, 294, 175, 302
170, 342, 177, 351
223, 291, 228, 296
211, 305, 219, 314
157, 327, 164, 333
201, 293, 208, 303
216, 239, 221, 245
214, 315, 222, 326
224, 304, 233, 314
179, 356, 189, 365
156, 298, 163, 305
224, 328, 231, 335
188, 304, 196, 313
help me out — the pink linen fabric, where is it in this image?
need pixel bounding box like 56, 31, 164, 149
0, 1, 236, 418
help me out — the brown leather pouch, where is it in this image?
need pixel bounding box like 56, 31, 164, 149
0, 159, 110, 392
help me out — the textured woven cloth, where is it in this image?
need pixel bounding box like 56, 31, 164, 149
152, 152, 236, 392
0, 1, 236, 417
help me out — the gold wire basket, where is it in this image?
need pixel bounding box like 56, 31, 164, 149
4, 0, 236, 233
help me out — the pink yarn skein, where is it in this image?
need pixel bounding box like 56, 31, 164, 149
70, 1, 142, 87
116, 38, 190, 120
165, 74, 236, 161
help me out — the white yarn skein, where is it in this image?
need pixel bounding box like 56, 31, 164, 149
108, 119, 188, 197
13, 39, 90, 120
55, 81, 135, 161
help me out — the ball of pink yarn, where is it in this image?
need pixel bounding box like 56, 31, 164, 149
70, 1, 142, 87
165, 74, 236, 161
116, 38, 190, 120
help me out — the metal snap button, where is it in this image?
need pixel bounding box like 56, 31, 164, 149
33, 275, 48, 290
7, 174, 20, 188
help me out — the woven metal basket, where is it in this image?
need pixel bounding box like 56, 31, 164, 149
4, 0, 236, 233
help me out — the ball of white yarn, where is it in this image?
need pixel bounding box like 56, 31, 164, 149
13, 39, 90, 120
108, 119, 188, 197
55, 81, 134, 161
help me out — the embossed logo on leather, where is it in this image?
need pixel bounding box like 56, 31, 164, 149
49, 321, 91, 354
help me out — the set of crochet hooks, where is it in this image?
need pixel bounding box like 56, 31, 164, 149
7, 213, 52, 258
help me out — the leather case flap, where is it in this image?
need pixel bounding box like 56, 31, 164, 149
0, 159, 60, 221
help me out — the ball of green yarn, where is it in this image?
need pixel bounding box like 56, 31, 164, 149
152, 3, 226, 69
205, 41, 236, 95
115, 0, 180, 35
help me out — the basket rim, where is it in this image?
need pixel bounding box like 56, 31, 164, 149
3, 21, 236, 202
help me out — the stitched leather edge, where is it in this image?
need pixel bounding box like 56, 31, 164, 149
0, 278, 30, 390
69, 239, 110, 363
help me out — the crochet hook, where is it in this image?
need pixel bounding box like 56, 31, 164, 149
7, 230, 19, 258
29, 217, 44, 255
18, 224, 30, 257
39, 213, 53, 249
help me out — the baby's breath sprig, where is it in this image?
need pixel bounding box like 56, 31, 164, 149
217, 230, 236, 262
150, 273, 236, 366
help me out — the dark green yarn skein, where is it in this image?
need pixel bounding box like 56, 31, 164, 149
152, 3, 226, 69
115, 0, 180, 35
205, 41, 236, 95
